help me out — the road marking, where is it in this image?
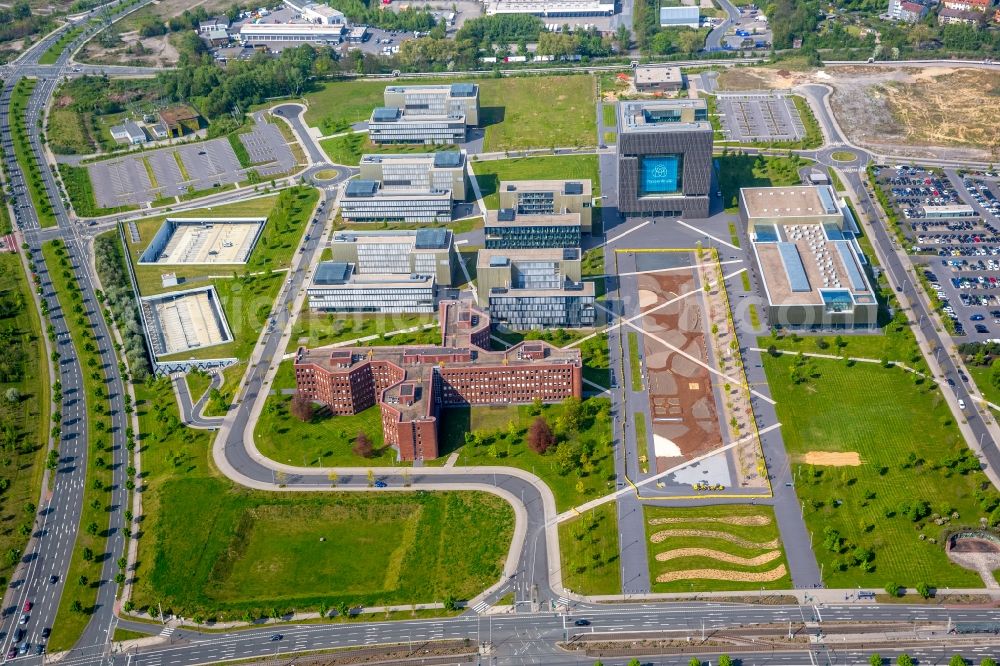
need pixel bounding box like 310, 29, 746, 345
159, 626, 176, 638
471, 601, 490, 614
675, 219, 740, 251
599, 220, 650, 249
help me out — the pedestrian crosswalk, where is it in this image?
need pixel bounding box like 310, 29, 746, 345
470, 601, 490, 614
556, 596, 572, 608
158, 625, 175, 638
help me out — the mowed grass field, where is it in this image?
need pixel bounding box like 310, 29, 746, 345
303, 75, 597, 152
440, 398, 614, 511
132, 379, 514, 619
286, 310, 438, 352
644, 505, 791, 593
559, 503, 621, 595
763, 355, 989, 588
471, 155, 600, 209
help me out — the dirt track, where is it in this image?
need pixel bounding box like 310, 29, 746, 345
655, 564, 788, 583
801, 451, 862, 466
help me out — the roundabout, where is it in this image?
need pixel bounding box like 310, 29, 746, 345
831, 150, 858, 162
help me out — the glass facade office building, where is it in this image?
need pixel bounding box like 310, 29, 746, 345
341, 180, 453, 223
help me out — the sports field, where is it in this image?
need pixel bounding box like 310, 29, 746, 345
644, 505, 790, 593
764, 354, 989, 588
132, 379, 514, 618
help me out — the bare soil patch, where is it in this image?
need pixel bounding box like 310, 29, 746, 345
655, 564, 787, 583
654, 548, 783, 566
650, 528, 780, 550
800, 451, 861, 466
648, 515, 771, 527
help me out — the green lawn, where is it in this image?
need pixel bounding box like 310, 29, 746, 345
559, 503, 621, 596
0, 255, 50, 591
287, 311, 439, 353
320, 133, 455, 167
628, 332, 643, 392
968, 363, 1000, 410
763, 355, 990, 588
255, 401, 397, 467
717, 154, 810, 212
441, 398, 615, 511
133, 378, 513, 619
471, 155, 600, 210
42, 241, 119, 651
11, 80, 57, 227
185, 370, 213, 404
644, 505, 791, 593
757, 322, 925, 368
304, 75, 597, 152
602, 103, 617, 128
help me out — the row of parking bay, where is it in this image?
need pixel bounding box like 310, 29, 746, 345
88, 121, 298, 209
716, 92, 805, 143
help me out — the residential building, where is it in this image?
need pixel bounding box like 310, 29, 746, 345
340, 179, 452, 223
330, 228, 456, 286
201, 25, 231, 46
497, 179, 593, 232
477, 248, 596, 328
383, 84, 480, 126
634, 65, 684, 93
943, 0, 990, 12
358, 151, 467, 200
739, 185, 877, 329
198, 16, 230, 34
294, 300, 583, 461
617, 99, 713, 218
660, 5, 700, 27
484, 209, 582, 249
938, 6, 983, 22
888, 0, 929, 20
239, 22, 346, 43
367, 107, 467, 145
109, 121, 147, 145
306, 261, 437, 313
485, 0, 615, 15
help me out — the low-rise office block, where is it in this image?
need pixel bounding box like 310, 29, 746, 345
341, 179, 453, 223
331, 228, 455, 286
306, 261, 437, 314
368, 107, 467, 145
484, 208, 582, 249
294, 300, 583, 461
359, 151, 467, 201
740, 185, 877, 329
498, 179, 593, 232
384, 83, 480, 126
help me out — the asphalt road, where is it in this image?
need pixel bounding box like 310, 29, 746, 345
705, 0, 741, 51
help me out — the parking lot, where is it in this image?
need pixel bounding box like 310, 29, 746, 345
876, 164, 1000, 339
89, 138, 243, 208
721, 5, 772, 50
716, 92, 804, 142
240, 120, 296, 177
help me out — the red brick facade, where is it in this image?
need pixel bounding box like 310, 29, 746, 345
294, 300, 583, 461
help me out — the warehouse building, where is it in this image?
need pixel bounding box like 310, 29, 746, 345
634, 65, 685, 93
294, 300, 583, 461
617, 99, 713, 218
477, 248, 596, 328
359, 151, 467, 200
484, 209, 582, 249
383, 83, 480, 126
660, 5, 700, 27
341, 179, 453, 223
239, 22, 346, 43
329, 228, 455, 286
498, 179, 593, 232
367, 107, 467, 145
306, 261, 437, 314
740, 185, 878, 329
485, 0, 615, 15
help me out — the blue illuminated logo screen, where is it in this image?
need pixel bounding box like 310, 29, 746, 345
639, 155, 683, 195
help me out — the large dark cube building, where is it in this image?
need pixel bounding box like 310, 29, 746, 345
617, 99, 713, 219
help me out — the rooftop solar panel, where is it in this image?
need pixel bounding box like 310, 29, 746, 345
817, 185, 838, 214
345, 180, 379, 197
835, 242, 867, 292
371, 107, 401, 122
450, 83, 478, 97
414, 228, 449, 249
497, 208, 516, 222
313, 261, 352, 285
433, 151, 463, 168
776, 242, 811, 292
563, 182, 583, 195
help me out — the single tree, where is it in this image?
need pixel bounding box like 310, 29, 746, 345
527, 417, 555, 454
949, 656, 967, 666
689, 658, 702, 666
897, 655, 914, 666
354, 432, 374, 458
869, 654, 883, 666
916, 582, 931, 599
289, 394, 313, 422
718, 656, 734, 666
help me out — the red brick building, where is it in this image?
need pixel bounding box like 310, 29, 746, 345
294, 300, 583, 461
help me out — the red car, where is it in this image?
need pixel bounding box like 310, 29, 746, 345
23, 600, 31, 612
